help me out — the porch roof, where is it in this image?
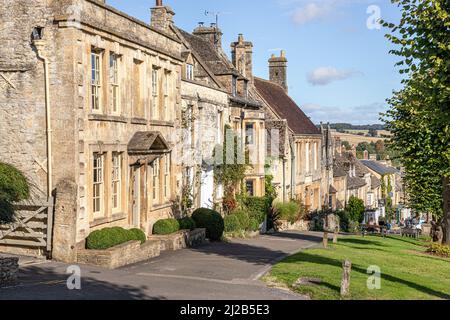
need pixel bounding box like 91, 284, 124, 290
127, 132, 170, 155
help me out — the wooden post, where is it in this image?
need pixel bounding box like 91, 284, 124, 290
323, 231, 329, 248
333, 226, 339, 244
341, 260, 352, 297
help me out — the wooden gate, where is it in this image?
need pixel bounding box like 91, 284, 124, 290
0, 198, 55, 254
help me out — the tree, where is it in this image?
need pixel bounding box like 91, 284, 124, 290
346, 196, 365, 223
0, 163, 30, 223
382, 0, 450, 243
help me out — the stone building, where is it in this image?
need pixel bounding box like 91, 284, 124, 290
0, 0, 184, 261
178, 29, 266, 198
174, 28, 230, 210
332, 152, 382, 210
254, 52, 326, 211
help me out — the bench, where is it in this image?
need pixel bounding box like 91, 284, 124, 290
401, 228, 421, 239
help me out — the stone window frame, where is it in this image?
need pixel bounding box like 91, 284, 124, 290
91, 49, 104, 113
246, 179, 256, 197
163, 69, 171, 121
109, 52, 121, 115
152, 158, 160, 203
132, 58, 145, 119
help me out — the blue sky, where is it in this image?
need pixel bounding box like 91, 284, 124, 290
107, 0, 403, 125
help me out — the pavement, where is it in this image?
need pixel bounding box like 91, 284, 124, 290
0, 231, 325, 300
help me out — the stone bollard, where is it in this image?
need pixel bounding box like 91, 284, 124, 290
0, 257, 19, 287
333, 226, 339, 244
323, 231, 329, 248
340, 260, 352, 297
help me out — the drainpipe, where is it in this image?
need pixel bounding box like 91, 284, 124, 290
33, 39, 53, 198
282, 158, 286, 203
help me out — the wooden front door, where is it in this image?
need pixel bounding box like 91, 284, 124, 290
131, 166, 141, 228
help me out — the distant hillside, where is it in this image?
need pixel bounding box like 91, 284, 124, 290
327, 123, 387, 131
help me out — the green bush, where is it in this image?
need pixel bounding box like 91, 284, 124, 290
192, 208, 224, 241
427, 243, 450, 258
86, 227, 141, 250
178, 217, 197, 231
275, 201, 300, 224
232, 210, 250, 230
0, 163, 30, 223
224, 214, 242, 233
248, 218, 260, 232
348, 220, 360, 234
243, 197, 271, 224
153, 218, 180, 235
346, 196, 365, 223
128, 228, 147, 244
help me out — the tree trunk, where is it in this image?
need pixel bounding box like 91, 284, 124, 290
443, 177, 450, 245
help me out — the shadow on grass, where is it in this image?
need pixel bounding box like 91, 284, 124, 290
285, 251, 450, 299
269, 232, 327, 243
383, 235, 427, 246
0, 265, 166, 300
337, 238, 384, 246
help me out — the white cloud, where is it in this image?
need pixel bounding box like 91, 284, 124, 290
302, 102, 387, 124
307, 66, 363, 86
292, 2, 332, 25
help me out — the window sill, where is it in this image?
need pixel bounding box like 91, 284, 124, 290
149, 120, 175, 127
90, 213, 127, 228
88, 114, 128, 123
151, 203, 173, 211
131, 118, 148, 125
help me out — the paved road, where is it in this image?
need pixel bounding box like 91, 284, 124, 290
0, 231, 324, 300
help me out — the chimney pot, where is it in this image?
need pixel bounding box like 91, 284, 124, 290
156, 0, 162, 6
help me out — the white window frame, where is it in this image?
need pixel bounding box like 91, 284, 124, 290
109, 53, 120, 114
164, 154, 171, 199
93, 153, 105, 216
152, 158, 160, 203
111, 152, 122, 212
91, 51, 102, 112
186, 64, 194, 80
152, 67, 159, 119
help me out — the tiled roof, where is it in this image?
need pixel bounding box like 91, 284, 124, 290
348, 176, 367, 189
128, 132, 170, 154
361, 160, 399, 175
254, 77, 320, 135
177, 28, 239, 76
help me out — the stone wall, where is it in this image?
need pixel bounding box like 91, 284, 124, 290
148, 228, 206, 252
0, 257, 19, 287
77, 240, 161, 269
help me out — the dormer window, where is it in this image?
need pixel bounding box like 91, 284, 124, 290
186, 64, 194, 80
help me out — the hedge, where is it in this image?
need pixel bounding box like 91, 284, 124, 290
248, 218, 260, 232
224, 214, 242, 233
0, 163, 30, 223
153, 219, 180, 235
192, 208, 224, 241
243, 196, 271, 224
86, 227, 146, 250
178, 217, 197, 231
232, 210, 250, 230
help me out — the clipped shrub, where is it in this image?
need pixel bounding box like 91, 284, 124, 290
427, 243, 450, 258
275, 201, 300, 224
153, 218, 180, 235
224, 214, 242, 233
178, 217, 197, 231
129, 228, 147, 244
248, 218, 260, 232
232, 210, 250, 230
346, 196, 365, 223
192, 208, 224, 241
86, 227, 132, 250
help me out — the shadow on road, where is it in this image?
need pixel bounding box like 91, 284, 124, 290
0, 265, 167, 300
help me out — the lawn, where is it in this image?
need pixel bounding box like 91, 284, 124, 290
264, 235, 450, 300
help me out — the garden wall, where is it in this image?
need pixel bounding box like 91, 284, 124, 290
148, 228, 206, 251
0, 256, 19, 286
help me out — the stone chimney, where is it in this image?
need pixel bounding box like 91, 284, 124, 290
150, 0, 175, 31
231, 34, 253, 83
269, 50, 288, 92
193, 23, 223, 50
